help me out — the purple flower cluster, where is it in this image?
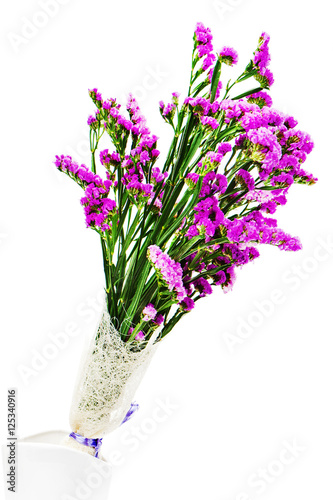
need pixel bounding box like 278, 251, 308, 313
179, 296, 195, 312
147, 245, 187, 302
217, 143, 232, 156
180, 241, 254, 298
228, 101, 316, 188
225, 211, 302, 251
54, 155, 116, 231
218, 46, 238, 66
159, 100, 176, 121
81, 190, 117, 231
252, 32, 274, 88
244, 189, 287, 214
194, 22, 223, 78
247, 91, 273, 109
100, 149, 121, 166
53, 24, 316, 337
200, 116, 219, 129
194, 22, 213, 58
199, 171, 228, 198
141, 303, 164, 326
89, 94, 164, 211
185, 172, 200, 189
142, 303, 157, 321
186, 196, 225, 242
202, 53, 216, 71
235, 169, 255, 191
184, 96, 219, 116
246, 127, 281, 179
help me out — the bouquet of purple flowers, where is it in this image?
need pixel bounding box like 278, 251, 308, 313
54, 23, 316, 457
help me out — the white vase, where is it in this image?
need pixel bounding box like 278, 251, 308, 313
2, 430, 112, 500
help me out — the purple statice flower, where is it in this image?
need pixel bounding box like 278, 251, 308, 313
151, 149, 160, 158
183, 275, 194, 295
224, 211, 302, 252
259, 200, 278, 214
193, 277, 212, 297
218, 46, 238, 66
240, 109, 265, 132
239, 104, 286, 132
186, 225, 199, 239
195, 22, 213, 45
183, 252, 206, 275
100, 149, 121, 168
255, 67, 274, 88
280, 129, 314, 160
121, 166, 154, 203
171, 92, 180, 105
251, 33, 274, 88
271, 172, 294, 187
140, 135, 159, 150
81, 189, 116, 231
217, 142, 232, 156
197, 43, 213, 58
140, 150, 150, 166
235, 169, 255, 191
128, 180, 153, 202
222, 243, 254, 267
147, 194, 163, 215
262, 107, 285, 127
179, 296, 195, 311
200, 172, 227, 198
244, 189, 279, 204
247, 190, 287, 214
219, 99, 254, 124
200, 116, 219, 129
87, 115, 97, 126
202, 52, 216, 71
54, 156, 112, 194
126, 94, 151, 137
253, 32, 271, 71
135, 331, 145, 341
151, 167, 168, 185
147, 245, 187, 302
187, 196, 225, 242
206, 264, 227, 286
102, 101, 111, 110
205, 151, 224, 165
153, 314, 164, 326
117, 115, 133, 131
89, 88, 102, 105
247, 91, 273, 108
246, 127, 282, 179
284, 115, 298, 129
109, 107, 120, 120
160, 101, 176, 120
293, 169, 318, 185
184, 96, 213, 116
142, 303, 157, 321
185, 172, 200, 189
221, 264, 237, 293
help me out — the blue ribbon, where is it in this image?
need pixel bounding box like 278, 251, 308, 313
121, 402, 139, 424
69, 402, 139, 458
69, 433, 103, 458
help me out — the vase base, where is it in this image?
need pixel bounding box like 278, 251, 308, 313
2, 430, 112, 500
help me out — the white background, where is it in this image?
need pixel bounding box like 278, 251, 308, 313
1, 0, 333, 498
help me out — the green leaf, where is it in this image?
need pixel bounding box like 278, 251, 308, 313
181, 127, 204, 175
231, 87, 264, 100
210, 59, 222, 103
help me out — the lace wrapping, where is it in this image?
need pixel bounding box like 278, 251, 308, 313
68, 307, 157, 440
